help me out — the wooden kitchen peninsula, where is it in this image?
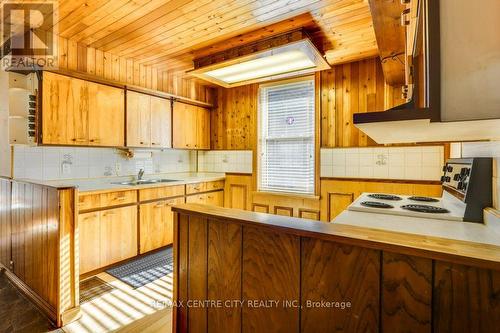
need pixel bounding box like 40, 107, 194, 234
172, 204, 500, 333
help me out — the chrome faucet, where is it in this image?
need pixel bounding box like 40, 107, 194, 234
138, 168, 145, 180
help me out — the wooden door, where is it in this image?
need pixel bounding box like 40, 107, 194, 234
126, 91, 151, 147
206, 191, 224, 207
139, 197, 183, 253
172, 102, 197, 149
150, 96, 171, 148
196, 106, 211, 149
79, 212, 101, 274
42, 72, 89, 145
88, 82, 125, 147
100, 206, 137, 267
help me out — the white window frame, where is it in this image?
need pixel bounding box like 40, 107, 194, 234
257, 76, 316, 195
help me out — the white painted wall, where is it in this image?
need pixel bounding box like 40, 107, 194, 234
0, 70, 10, 177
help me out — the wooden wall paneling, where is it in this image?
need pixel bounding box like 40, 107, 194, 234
187, 215, 208, 333
242, 226, 300, 333
211, 85, 257, 150
224, 174, 252, 210
301, 238, 380, 333
207, 220, 242, 333
326, 192, 355, 221
274, 206, 293, 217
433, 262, 500, 333
298, 208, 320, 221
251, 203, 269, 214
0, 179, 11, 267
382, 252, 432, 333
53, 35, 214, 104
174, 213, 189, 333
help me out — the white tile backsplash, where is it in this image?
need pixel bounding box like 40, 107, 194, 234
198, 150, 252, 174
13, 146, 196, 181
321, 146, 444, 181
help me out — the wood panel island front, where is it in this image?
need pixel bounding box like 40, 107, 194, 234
172, 203, 500, 333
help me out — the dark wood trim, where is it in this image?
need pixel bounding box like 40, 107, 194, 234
172, 204, 500, 271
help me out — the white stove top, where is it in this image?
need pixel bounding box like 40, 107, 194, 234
348, 192, 466, 222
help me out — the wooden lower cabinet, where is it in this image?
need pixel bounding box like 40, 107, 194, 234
79, 205, 138, 274
186, 190, 224, 206
100, 206, 138, 267
140, 197, 184, 254
79, 211, 101, 274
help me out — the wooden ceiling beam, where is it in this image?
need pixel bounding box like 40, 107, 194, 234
368, 0, 406, 85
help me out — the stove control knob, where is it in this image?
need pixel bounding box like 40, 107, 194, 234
447, 165, 454, 172
457, 182, 464, 190
442, 165, 447, 172
440, 176, 446, 182
460, 168, 470, 176
441, 176, 451, 182
453, 174, 461, 181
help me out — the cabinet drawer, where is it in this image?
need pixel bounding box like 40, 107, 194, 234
100, 190, 137, 207
186, 190, 223, 207
186, 180, 224, 194
139, 185, 185, 201
78, 194, 100, 211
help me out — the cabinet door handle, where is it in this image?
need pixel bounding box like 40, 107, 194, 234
154, 202, 165, 208
115, 197, 126, 201
103, 211, 116, 217
90, 139, 100, 143
71, 138, 87, 142
401, 8, 411, 26
401, 0, 410, 4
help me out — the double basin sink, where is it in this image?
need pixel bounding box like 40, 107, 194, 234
111, 179, 178, 186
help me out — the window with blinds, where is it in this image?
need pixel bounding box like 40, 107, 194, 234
258, 78, 315, 194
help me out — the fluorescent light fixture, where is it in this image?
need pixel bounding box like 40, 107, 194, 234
189, 39, 330, 88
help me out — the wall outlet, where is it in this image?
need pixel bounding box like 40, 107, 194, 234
62, 163, 71, 175
115, 162, 122, 174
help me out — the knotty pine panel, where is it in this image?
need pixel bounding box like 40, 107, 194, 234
211, 58, 405, 150
301, 238, 380, 333
56, 35, 214, 104
433, 262, 500, 333
382, 252, 432, 333
321, 58, 386, 148
242, 227, 300, 333
207, 220, 242, 333
212, 84, 258, 150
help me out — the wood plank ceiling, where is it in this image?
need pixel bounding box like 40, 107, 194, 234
2, 0, 378, 86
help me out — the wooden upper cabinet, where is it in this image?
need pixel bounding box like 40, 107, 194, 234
88, 83, 125, 146
172, 101, 210, 149
126, 91, 151, 147
150, 95, 171, 148
41, 72, 125, 146
126, 91, 171, 148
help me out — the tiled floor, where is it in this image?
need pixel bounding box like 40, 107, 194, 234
0, 271, 62, 333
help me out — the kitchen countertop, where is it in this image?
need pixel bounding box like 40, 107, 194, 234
12, 172, 226, 193
333, 208, 500, 246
